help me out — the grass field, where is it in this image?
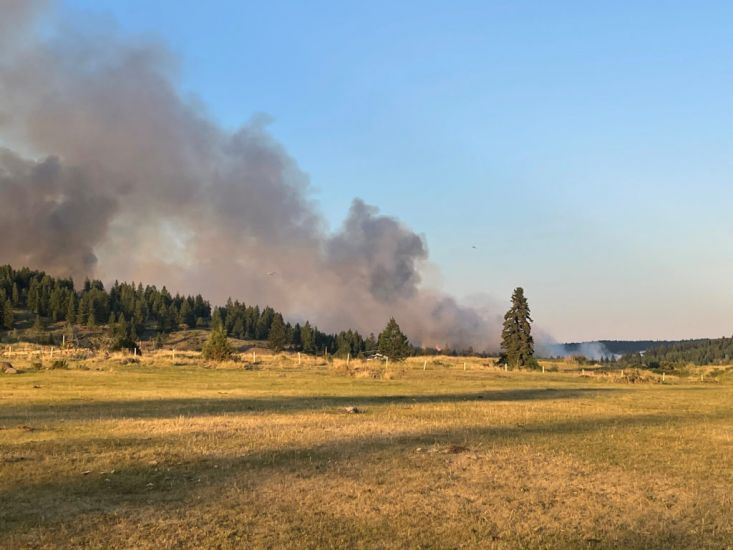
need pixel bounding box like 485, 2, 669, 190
1, 355, 732, 549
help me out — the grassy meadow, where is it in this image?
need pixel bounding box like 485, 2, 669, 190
1, 352, 732, 549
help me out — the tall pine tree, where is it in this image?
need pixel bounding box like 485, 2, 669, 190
300, 321, 315, 353
268, 313, 288, 352
500, 287, 535, 368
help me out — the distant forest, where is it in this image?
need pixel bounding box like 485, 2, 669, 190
0, 264, 454, 357
620, 338, 733, 368
556, 338, 733, 367
559, 340, 682, 356
598, 340, 678, 355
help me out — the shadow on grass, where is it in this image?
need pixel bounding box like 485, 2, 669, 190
0, 388, 618, 423
2, 406, 728, 540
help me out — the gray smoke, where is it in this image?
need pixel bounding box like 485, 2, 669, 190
536, 341, 614, 361
0, 0, 45, 44
0, 150, 116, 275
0, 4, 500, 350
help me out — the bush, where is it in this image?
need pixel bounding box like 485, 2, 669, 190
109, 335, 141, 355
202, 328, 233, 361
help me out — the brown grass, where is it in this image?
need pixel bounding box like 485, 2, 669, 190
1, 353, 732, 548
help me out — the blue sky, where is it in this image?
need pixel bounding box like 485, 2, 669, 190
59, 1, 733, 341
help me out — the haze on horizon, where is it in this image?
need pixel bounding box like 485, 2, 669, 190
2, 0, 732, 344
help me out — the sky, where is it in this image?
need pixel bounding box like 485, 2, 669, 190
55, 0, 733, 342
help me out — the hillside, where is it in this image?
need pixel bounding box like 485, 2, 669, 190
0, 264, 442, 358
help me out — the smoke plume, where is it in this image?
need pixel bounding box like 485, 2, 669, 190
0, 4, 500, 350
536, 340, 614, 361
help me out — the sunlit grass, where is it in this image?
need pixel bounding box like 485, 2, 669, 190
1, 354, 732, 548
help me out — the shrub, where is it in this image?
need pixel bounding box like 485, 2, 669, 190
202, 328, 233, 361
109, 336, 141, 355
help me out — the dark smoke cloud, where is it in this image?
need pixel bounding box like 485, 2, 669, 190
0, 4, 500, 350
0, 149, 116, 278
327, 199, 427, 303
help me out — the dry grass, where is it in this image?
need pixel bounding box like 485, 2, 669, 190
1, 354, 732, 549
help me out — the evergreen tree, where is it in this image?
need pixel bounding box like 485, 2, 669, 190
268, 313, 288, 352
109, 313, 138, 352
107, 311, 116, 335
27, 279, 40, 313
245, 305, 259, 338
77, 296, 88, 325
365, 333, 377, 353
202, 327, 233, 361
133, 300, 145, 328
87, 307, 96, 328
63, 321, 75, 346
301, 321, 315, 353
377, 318, 411, 361
165, 303, 179, 331
232, 317, 245, 339
49, 287, 63, 321
336, 335, 352, 357
179, 299, 193, 328
154, 332, 165, 349
32, 314, 45, 333
117, 313, 129, 339
66, 293, 77, 324
500, 287, 535, 368
291, 323, 302, 350
3, 299, 14, 330
211, 308, 223, 331
256, 307, 275, 339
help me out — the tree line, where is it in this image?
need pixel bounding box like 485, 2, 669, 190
620, 337, 733, 368
0, 264, 415, 359
211, 298, 380, 356
0, 265, 211, 334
